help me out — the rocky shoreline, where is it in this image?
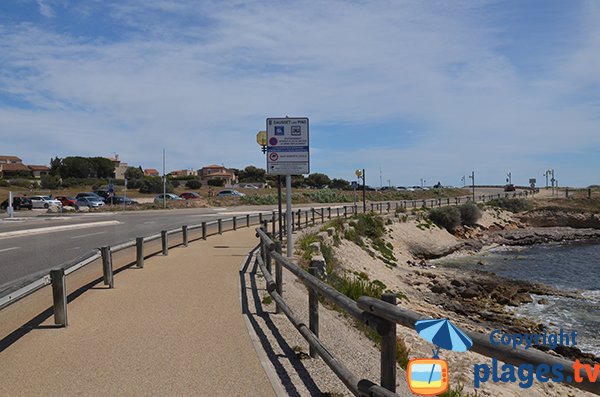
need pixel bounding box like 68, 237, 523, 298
413, 225, 600, 365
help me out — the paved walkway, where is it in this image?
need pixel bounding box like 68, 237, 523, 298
0, 229, 276, 397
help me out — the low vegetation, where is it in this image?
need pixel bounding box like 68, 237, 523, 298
428, 203, 483, 232
487, 198, 532, 213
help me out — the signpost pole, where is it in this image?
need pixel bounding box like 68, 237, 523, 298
7, 191, 13, 218
277, 176, 283, 241
286, 175, 293, 258
362, 168, 366, 213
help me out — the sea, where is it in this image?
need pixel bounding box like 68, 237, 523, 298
435, 241, 600, 356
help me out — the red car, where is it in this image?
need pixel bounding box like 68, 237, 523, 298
180, 192, 201, 200
56, 196, 77, 207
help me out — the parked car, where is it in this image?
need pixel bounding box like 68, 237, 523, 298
30, 196, 62, 209
216, 189, 246, 197
504, 184, 516, 192
179, 192, 201, 200
241, 184, 260, 189
76, 192, 105, 201
154, 193, 183, 204
75, 197, 105, 208
104, 196, 138, 205
55, 196, 77, 207
94, 190, 111, 200
1, 196, 33, 210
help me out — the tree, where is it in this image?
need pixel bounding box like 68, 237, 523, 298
305, 173, 331, 189
238, 166, 266, 183
90, 157, 115, 178
185, 180, 202, 189
207, 178, 225, 187
125, 166, 144, 180
139, 177, 174, 194
330, 178, 350, 190
40, 174, 61, 189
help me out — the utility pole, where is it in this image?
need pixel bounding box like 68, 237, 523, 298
162, 148, 166, 209
468, 171, 475, 201
379, 166, 383, 190
461, 176, 465, 187
507, 172, 512, 185
356, 169, 366, 212
420, 178, 426, 188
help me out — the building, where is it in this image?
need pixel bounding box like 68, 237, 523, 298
27, 165, 50, 179
170, 169, 197, 178
198, 164, 237, 186
107, 154, 128, 180
0, 155, 23, 164
144, 168, 160, 177
0, 162, 31, 178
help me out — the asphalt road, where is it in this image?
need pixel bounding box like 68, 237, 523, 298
0, 187, 535, 289
0, 206, 279, 288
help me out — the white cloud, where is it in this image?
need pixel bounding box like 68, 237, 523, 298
0, 0, 599, 185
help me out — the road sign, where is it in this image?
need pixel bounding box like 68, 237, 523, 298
351, 181, 358, 188
266, 117, 309, 175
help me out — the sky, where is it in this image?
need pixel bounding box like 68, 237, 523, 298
1, 0, 599, 187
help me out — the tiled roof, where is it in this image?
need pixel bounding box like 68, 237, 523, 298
0, 163, 30, 171
27, 165, 50, 171
0, 155, 22, 162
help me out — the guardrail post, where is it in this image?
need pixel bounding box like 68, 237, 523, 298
161, 231, 169, 255
246, 214, 250, 227
380, 292, 397, 392
305, 210, 308, 227
311, 208, 315, 225
182, 225, 188, 247
50, 269, 68, 327
136, 237, 144, 268
275, 241, 283, 314
218, 219, 223, 234
272, 211, 276, 235
259, 212, 263, 224
336, 207, 340, 218
233, 216, 237, 231
354, 204, 358, 214
370, 203, 374, 212
321, 209, 325, 223
343, 206, 347, 218
297, 209, 301, 229
308, 265, 319, 358
101, 246, 114, 288
202, 222, 207, 240
328, 207, 331, 219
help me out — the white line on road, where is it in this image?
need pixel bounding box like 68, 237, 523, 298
143, 221, 156, 224
70, 231, 107, 239
0, 221, 122, 240
0, 247, 20, 253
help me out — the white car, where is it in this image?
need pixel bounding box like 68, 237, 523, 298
30, 196, 63, 209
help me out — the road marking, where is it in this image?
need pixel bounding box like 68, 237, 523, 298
0, 247, 20, 253
0, 221, 122, 240
143, 221, 156, 224
70, 231, 107, 239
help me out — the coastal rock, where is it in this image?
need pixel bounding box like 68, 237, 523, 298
521, 209, 600, 229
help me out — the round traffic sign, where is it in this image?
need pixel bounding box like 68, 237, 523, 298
269, 152, 279, 161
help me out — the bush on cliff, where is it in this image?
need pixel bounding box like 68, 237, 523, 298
459, 202, 482, 226
488, 198, 532, 213
428, 206, 461, 232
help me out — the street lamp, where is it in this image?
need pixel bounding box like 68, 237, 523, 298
420, 178, 426, 188
468, 171, 475, 202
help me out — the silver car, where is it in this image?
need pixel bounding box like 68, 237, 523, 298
75, 197, 105, 208
30, 196, 63, 209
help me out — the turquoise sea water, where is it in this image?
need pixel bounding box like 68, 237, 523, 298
436, 241, 600, 356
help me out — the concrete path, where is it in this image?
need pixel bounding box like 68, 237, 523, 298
0, 229, 276, 397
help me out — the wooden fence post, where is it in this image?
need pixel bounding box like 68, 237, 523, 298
182, 225, 188, 247
246, 214, 250, 227
308, 265, 319, 358
202, 222, 207, 240
101, 246, 114, 288
380, 293, 397, 392
136, 237, 144, 268
161, 231, 169, 255
50, 269, 68, 327
275, 241, 283, 314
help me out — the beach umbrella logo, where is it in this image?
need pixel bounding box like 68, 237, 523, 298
406, 318, 473, 396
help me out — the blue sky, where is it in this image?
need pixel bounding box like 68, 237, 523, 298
1, 0, 599, 187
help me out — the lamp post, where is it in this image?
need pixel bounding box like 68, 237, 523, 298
356, 169, 366, 212
468, 171, 475, 202
507, 172, 512, 185
420, 178, 426, 189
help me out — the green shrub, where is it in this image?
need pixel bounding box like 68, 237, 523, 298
459, 202, 482, 226
139, 177, 174, 194
40, 174, 61, 189
207, 178, 225, 187
328, 272, 387, 301
171, 180, 180, 188
305, 189, 351, 203
185, 179, 202, 189
7, 179, 36, 188
353, 213, 385, 240
0, 179, 8, 187
428, 206, 461, 232
487, 198, 532, 212
240, 194, 278, 205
